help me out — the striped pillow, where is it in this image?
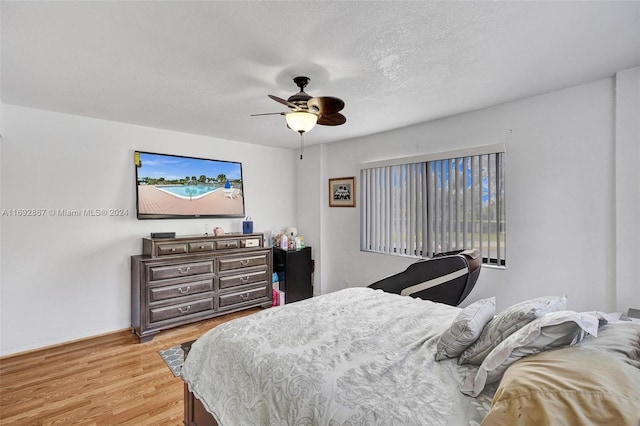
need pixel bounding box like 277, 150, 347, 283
458, 295, 568, 365
435, 297, 496, 361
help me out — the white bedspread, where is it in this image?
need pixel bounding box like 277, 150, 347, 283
181, 287, 494, 425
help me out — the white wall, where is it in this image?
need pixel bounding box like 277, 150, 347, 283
295, 143, 325, 294
304, 75, 639, 314
0, 105, 297, 356
615, 67, 640, 313
3, 70, 637, 356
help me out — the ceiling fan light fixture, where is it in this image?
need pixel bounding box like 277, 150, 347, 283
285, 111, 318, 133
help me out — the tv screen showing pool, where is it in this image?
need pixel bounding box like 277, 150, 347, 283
135, 151, 245, 219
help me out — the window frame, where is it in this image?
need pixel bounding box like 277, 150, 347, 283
359, 144, 506, 266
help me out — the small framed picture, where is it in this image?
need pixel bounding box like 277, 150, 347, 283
329, 176, 356, 207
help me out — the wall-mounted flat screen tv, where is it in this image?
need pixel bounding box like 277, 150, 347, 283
135, 151, 245, 219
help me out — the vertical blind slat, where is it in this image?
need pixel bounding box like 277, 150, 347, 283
407, 165, 412, 255
438, 161, 443, 254
448, 159, 453, 251
453, 158, 457, 250
477, 156, 482, 257
392, 166, 397, 254
497, 153, 502, 262
470, 157, 475, 250
462, 157, 467, 249
360, 169, 366, 250
455, 158, 460, 249
486, 154, 492, 262
388, 167, 392, 253
412, 165, 416, 256
492, 154, 497, 261
421, 163, 428, 257
371, 168, 376, 252
400, 165, 404, 255
376, 168, 382, 252
426, 163, 433, 257
458, 157, 464, 250
433, 162, 439, 255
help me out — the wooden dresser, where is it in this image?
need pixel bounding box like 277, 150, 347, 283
131, 233, 272, 342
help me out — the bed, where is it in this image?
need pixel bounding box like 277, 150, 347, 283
181, 287, 640, 426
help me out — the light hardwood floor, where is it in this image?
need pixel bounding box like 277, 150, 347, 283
0, 309, 259, 425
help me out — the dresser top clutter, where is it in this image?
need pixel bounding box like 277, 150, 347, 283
142, 233, 263, 258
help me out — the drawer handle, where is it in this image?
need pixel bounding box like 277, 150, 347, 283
225, 243, 233, 248
177, 266, 191, 274
240, 276, 249, 283
171, 248, 176, 252
178, 305, 191, 314
178, 286, 191, 294
239, 259, 250, 266
199, 245, 205, 249
240, 293, 249, 300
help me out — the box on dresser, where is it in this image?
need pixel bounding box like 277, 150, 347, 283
131, 233, 272, 342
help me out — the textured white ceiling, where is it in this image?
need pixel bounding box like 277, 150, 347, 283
2, 1, 639, 149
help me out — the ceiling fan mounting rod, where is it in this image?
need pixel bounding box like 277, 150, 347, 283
293, 76, 310, 91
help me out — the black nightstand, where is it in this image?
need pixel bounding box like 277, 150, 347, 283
273, 247, 313, 303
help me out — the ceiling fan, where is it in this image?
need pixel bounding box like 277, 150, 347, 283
251, 76, 346, 159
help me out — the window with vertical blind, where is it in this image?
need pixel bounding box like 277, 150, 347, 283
360, 145, 506, 266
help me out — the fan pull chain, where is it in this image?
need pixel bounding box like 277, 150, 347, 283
299, 132, 305, 160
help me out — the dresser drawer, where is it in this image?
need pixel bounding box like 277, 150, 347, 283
188, 241, 215, 253
149, 279, 214, 302
149, 296, 214, 323
240, 237, 261, 248
148, 261, 213, 281
218, 285, 268, 308
217, 252, 269, 272
156, 243, 188, 256
215, 239, 240, 250
219, 269, 267, 290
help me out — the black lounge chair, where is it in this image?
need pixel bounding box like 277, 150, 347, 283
368, 249, 481, 306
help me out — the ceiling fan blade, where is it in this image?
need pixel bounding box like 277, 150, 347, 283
250, 112, 285, 117
307, 96, 345, 115
317, 112, 346, 126
268, 95, 300, 110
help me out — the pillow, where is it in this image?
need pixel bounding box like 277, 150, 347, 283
460, 310, 599, 397
458, 295, 567, 365
481, 322, 640, 425
434, 297, 496, 361
577, 321, 640, 368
